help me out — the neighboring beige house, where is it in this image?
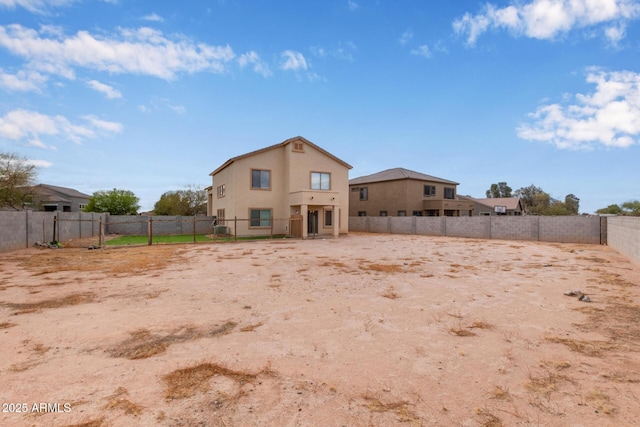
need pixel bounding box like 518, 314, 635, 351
459, 196, 524, 216
207, 136, 352, 238
349, 168, 474, 217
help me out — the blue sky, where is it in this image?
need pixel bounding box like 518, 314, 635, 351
1, 0, 639, 213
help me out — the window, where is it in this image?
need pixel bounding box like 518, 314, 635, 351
359, 187, 368, 201
397, 210, 406, 216
293, 141, 304, 152
412, 210, 423, 216
79, 203, 87, 210
250, 209, 271, 227
444, 187, 455, 199
217, 209, 225, 219
251, 169, 271, 190
380, 211, 387, 217
324, 210, 333, 227
311, 172, 331, 190
358, 211, 367, 216
424, 185, 436, 197
217, 184, 226, 197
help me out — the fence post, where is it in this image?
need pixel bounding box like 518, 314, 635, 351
234, 216, 237, 241
52, 214, 57, 242
148, 217, 153, 245
99, 218, 105, 248
193, 216, 197, 243
270, 217, 273, 239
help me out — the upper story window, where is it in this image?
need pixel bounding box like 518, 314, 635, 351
217, 184, 226, 197
292, 141, 304, 152
311, 172, 331, 190
424, 185, 436, 197
251, 169, 271, 190
444, 187, 455, 199
359, 187, 368, 201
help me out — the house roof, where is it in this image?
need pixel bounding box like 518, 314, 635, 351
34, 184, 91, 202
349, 167, 459, 186
463, 196, 523, 211
210, 136, 353, 176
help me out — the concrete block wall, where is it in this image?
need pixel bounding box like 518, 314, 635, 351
538, 216, 602, 244
105, 216, 215, 236
0, 212, 217, 253
0, 211, 29, 252
490, 217, 539, 241
446, 217, 491, 239
389, 217, 415, 234
416, 217, 445, 236
607, 216, 640, 265
349, 215, 604, 245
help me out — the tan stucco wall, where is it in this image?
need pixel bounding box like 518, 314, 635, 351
349, 179, 460, 216
211, 139, 350, 236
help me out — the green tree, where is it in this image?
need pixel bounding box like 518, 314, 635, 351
153, 185, 207, 216
514, 184, 548, 214
486, 182, 513, 198
595, 200, 640, 216
621, 200, 640, 216
0, 151, 38, 210
85, 188, 140, 215
564, 194, 580, 215
596, 204, 623, 215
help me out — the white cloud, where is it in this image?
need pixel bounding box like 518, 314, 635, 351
142, 13, 164, 22
280, 50, 308, 71
82, 115, 123, 134
348, 1, 358, 11
0, 108, 122, 147
399, 29, 413, 45
517, 69, 640, 149
0, 0, 75, 14
311, 42, 356, 61
410, 45, 432, 58
238, 51, 273, 78
0, 68, 47, 91
453, 0, 640, 46
0, 24, 236, 81
86, 79, 122, 99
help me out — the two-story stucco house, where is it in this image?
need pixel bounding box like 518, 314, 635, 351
349, 167, 474, 217
207, 136, 352, 238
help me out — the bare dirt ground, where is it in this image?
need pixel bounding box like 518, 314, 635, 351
1, 232, 639, 427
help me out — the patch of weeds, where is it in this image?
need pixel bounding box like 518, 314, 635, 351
103, 387, 143, 416
545, 336, 615, 357
360, 262, 407, 273
470, 320, 494, 330
490, 386, 512, 401
381, 287, 399, 299
4, 292, 95, 314
62, 418, 105, 427
362, 394, 421, 423
163, 362, 269, 400
449, 327, 476, 337
17, 245, 185, 276
240, 322, 263, 332
585, 389, 617, 415
108, 322, 236, 360
476, 407, 504, 426
525, 370, 571, 397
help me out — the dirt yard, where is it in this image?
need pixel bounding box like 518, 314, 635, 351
1, 233, 639, 427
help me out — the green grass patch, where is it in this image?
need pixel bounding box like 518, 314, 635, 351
106, 234, 289, 246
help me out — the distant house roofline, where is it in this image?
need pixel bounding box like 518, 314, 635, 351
34, 184, 91, 200
349, 167, 459, 186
